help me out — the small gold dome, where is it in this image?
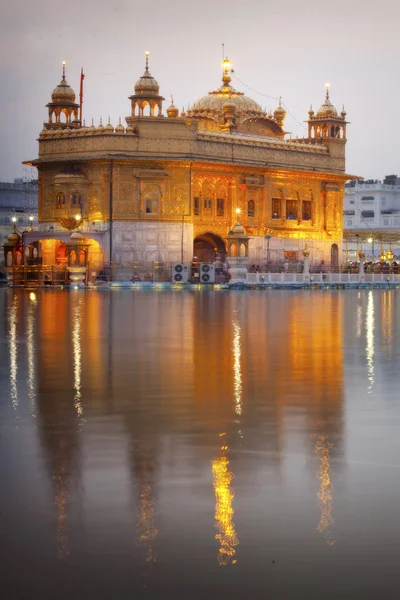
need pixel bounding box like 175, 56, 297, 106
167, 97, 179, 118
126, 123, 134, 133
51, 64, 76, 103
115, 118, 125, 133
8, 230, 21, 244
317, 88, 337, 117
70, 231, 85, 242
134, 52, 160, 95
230, 222, 245, 235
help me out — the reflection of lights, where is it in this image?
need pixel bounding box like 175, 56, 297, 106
29, 292, 36, 302
9, 296, 18, 410
232, 318, 242, 416
27, 299, 36, 414
366, 291, 375, 392
53, 474, 69, 560
137, 483, 158, 563
212, 449, 238, 565
72, 302, 83, 416
315, 434, 335, 544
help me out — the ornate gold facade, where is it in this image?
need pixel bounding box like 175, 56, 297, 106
25, 55, 353, 266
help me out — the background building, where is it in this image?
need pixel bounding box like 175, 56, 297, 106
0, 178, 38, 244
343, 176, 400, 261
20, 55, 353, 273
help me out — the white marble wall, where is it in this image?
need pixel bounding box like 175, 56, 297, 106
112, 221, 194, 265
248, 236, 342, 266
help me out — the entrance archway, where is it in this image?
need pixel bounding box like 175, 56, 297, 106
193, 233, 226, 263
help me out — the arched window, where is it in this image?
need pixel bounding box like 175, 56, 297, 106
71, 191, 83, 206
302, 201, 312, 220
247, 199, 255, 218
286, 199, 298, 220
56, 192, 65, 208
272, 198, 281, 219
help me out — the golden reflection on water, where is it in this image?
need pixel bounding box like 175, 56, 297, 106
137, 482, 158, 564
53, 474, 70, 560
382, 292, 393, 355
27, 299, 36, 415
315, 433, 335, 545
72, 300, 83, 416
366, 291, 375, 392
212, 447, 239, 565
232, 317, 242, 417
9, 295, 18, 410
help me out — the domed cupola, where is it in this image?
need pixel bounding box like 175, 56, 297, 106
306, 84, 348, 141
316, 85, 338, 117
186, 58, 284, 138
127, 52, 165, 121
46, 62, 80, 130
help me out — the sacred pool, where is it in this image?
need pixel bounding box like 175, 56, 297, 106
0, 288, 399, 599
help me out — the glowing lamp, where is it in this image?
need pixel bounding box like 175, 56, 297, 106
29, 292, 36, 302
75, 214, 81, 222
367, 237, 373, 244
235, 208, 241, 215
222, 59, 231, 71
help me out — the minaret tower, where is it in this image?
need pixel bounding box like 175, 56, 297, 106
306, 84, 348, 142
127, 51, 165, 123
45, 62, 80, 129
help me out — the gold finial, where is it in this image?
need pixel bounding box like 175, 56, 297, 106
100, 116, 103, 125
62, 60, 66, 80
279, 96, 282, 107
145, 50, 149, 70
325, 82, 331, 101
119, 116, 121, 125
222, 57, 232, 85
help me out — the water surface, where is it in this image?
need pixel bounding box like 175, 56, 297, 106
0, 288, 399, 599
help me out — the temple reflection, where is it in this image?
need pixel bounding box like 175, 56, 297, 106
315, 433, 335, 545
72, 298, 83, 416
212, 446, 238, 565
27, 295, 37, 415
9, 294, 18, 410
366, 291, 375, 392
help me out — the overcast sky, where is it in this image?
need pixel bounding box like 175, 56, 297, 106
1, 0, 399, 182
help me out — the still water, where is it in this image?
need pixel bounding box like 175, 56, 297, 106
0, 288, 399, 599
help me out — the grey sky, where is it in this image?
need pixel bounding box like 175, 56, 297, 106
1, 0, 399, 181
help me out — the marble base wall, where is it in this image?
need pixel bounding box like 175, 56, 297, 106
112, 221, 194, 265
248, 237, 342, 266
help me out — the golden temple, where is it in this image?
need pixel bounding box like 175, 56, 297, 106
20, 53, 352, 269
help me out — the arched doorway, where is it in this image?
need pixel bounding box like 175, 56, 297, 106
193, 233, 226, 263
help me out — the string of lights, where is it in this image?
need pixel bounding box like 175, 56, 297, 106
231, 72, 308, 134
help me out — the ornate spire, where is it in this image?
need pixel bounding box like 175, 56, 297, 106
62, 61, 66, 80
222, 58, 232, 85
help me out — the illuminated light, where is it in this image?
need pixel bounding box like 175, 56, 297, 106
219, 432, 226, 437
145, 50, 150, 56
75, 214, 81, 222
9, 296, 18, 410
29, 216, 34, 222
29, 292, 36, 302
212, 452, 239, 565
222, 58, 232, 70
366, 290, 375, 392
315, 433, 335, 545
325, 82, 330, 88
235, 208, 241, 215
62, 60, 66, 66
367, 237, 373, 244
11, 216, 17, 223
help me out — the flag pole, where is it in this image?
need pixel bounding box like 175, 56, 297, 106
79, 68, 85, 123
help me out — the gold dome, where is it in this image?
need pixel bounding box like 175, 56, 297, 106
51, 63, 76, 103
167, 97, 179, 118
7, 230, 21, 244
316, 87, 338, 117
134, 52, 159, 96
186, 59, 283, 137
